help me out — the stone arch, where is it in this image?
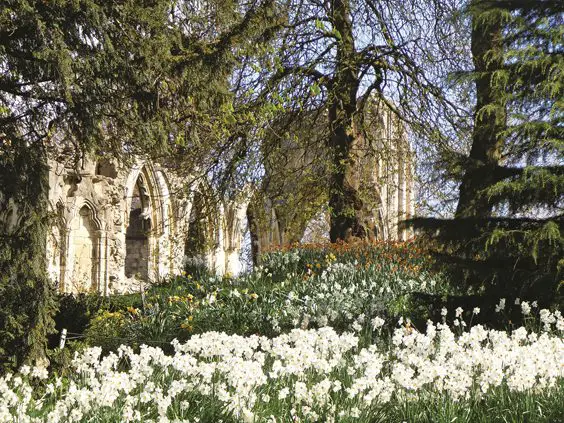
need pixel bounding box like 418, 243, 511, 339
155, 170, 174, 276
123, 161, 167, 281
124, 173, 152, 279
124, 162, 164, 230
67, 202, 102, 293
155, 171, 171, 229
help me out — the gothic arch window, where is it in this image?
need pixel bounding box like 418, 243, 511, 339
69, 205, 99, 293
124, 162, 177, 281
125, 175, 151, 279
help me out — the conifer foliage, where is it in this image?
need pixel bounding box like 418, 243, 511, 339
0, 0, 179, 369
414, 0, 563, 302
0, 0, 279, 369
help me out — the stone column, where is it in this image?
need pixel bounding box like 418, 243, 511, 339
96, 230, 109, 295
223, 195, 250, 276
398, 143, 406, 241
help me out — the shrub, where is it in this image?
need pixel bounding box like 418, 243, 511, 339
84, 310, 128, 353
52, 293, 144, 347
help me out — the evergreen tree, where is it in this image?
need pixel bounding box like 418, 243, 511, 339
413, 0, 563, 304
1, 0, 177, 369
0, 0, 278, 369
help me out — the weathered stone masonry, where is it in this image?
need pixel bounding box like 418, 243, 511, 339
46, 157, 192, 294
44, 105, 414, 295
45, 155, 251, 294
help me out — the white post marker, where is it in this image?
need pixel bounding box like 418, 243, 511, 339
59, 328, 67, 349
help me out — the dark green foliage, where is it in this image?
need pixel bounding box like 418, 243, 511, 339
411, 215, 562, 300
0, 145, 57, 370
0, 0, 184, 370
1, 0, 181, 155
51, 292, 144, 347
413, 0, 563, 303
1, 0, 280, 369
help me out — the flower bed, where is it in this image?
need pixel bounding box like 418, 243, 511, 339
39, 243, 563, 422
80, 242, 448, 351
2, 311, 563, 422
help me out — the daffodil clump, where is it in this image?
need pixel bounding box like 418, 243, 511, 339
5, 244, 564, 421
80, 242, 447, 351
2, 308, 563, 423
81, 242, 560, 357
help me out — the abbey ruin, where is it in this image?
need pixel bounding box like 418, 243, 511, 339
45, 157, 248, 295
248, 104, 415, 258
44, 107, 414, 295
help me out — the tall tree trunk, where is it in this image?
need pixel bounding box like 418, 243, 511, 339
455, 2, 506, 218
327, 0, 363, 242
246, 206, 261, 265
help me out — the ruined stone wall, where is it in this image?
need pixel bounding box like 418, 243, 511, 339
356, 103, 415, 241
217, 194, 251, 276
46, 154, 250, 294
251, 103, 416, 255
43, 103, 414, 292
185, 185, 251, 277
46, 156, 192, 294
